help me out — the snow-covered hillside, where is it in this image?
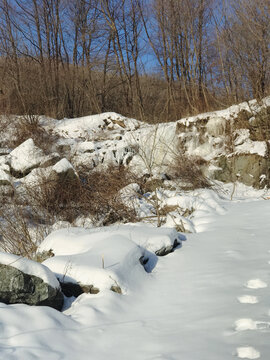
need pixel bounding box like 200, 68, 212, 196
0, 98, 269, 359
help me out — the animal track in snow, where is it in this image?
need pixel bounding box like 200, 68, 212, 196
237, 295, 258, 304
236, 346, 260, 359
235, 319, 257, 331
235, 318, 270, 332
245, 279, 267, 289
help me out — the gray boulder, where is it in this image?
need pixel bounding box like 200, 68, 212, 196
0, 255, 63, 310
214, 154, 270, 188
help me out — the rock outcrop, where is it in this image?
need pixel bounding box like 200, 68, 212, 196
0, 253, 63, 310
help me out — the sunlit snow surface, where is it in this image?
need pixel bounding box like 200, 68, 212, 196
0, 185, 270, 359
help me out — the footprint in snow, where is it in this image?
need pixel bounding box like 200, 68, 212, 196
236, 346, 260, 359
245, 279, 267, 289
237, 295, 258, 304
234, 318, 270, 332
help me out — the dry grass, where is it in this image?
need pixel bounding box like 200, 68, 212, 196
10, 115, 58, 153
77, 165, 138, 225
0, 164, 139, 259
169, 154, 212, 190
0, 202, 49, 259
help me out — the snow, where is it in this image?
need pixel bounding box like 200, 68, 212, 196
237, 347, 261, 359
0, 168, 11, 183
0, 189, 269, 359
1, 98, 270, 358
0, 252, 60, 289
237, 295, 259, 304
38, 225, 180, 291
52, 158, 74, 173
39, 224, 180, 257
235, 139, 267, 157
9, 138, 46, 173
245, 279, 268, 289
52, 112, 140, 139
43, 235, 146, 293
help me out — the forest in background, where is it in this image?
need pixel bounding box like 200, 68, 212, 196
0, 0, 269, 122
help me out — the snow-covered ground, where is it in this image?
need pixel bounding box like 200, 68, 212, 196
0, 187, 269, 359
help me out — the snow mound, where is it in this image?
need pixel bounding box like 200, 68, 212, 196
39, 224, 180, 256
52, 112, 140, 139
39, 225, 180, 292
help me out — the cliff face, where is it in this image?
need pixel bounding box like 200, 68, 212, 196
175, 98, 270, 188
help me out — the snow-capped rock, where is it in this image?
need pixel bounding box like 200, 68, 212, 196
0, 252, 63, 310
9, 139, 59, 177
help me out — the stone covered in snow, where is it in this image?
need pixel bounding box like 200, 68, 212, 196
9, 139, 59, 177
0, 252, 63, 310
50, 158, 78, 183
38, 225, 181, 294
51, 112, 140, 140
0, 168, 11, 185
52, 158, 75, 174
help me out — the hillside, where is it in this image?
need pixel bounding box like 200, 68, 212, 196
0, 98, 269, 359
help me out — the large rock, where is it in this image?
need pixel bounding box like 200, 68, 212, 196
49, 158, 78, 183
214, 154, 270, 188
9, 138, 59, 178
0, 253, 63, 310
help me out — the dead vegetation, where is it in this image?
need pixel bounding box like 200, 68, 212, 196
168, 154, 212, 190
0, 164, 139, 258
10, 115, 58, 153
0, 202, 49, 259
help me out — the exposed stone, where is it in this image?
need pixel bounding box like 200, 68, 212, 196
49, 158, 78, 183
155, 239, 180, 256
139, 256, 149, 266
56, 144, 72, 155
81, 285, 94, 294
110, 285, 122, 294
249, 106, 270, 141
0, 264, 63, 310
0, 169, 11, 186
214, 154, 270, 188
90, 286, 100, 294
59, 282, 100, 297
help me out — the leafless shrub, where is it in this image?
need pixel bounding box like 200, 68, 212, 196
169, 154, 212, 190
77, 165, 138, 225
11, 115, 58, 153
22, 164, 138, 225
230, 109, 252, 132
23, 169, 81, 223
0, 202, 49, 259
0, 164, 140, 258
